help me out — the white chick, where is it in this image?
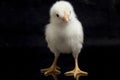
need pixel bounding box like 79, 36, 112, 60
41, 0, 88, 79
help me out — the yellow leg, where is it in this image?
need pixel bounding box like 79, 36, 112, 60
40, 56, 61, 76
64, 57, 88, 80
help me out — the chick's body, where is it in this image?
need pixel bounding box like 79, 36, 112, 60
41, 1, 88, 79
45, 19, 83, 56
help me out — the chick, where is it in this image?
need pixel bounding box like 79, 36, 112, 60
41, 1, 88, 79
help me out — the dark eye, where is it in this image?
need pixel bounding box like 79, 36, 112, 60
56, 14, 59, 17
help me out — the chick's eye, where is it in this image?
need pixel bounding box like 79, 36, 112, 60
56, 14, 59, 17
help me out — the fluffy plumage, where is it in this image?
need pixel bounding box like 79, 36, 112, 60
41, 1, 88, 79
45, 1, 83, 57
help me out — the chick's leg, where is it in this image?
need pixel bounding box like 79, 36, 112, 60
64, 55, 88, 80
41, 55, 61, 76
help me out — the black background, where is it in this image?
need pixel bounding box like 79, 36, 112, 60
0, 0, 120, 80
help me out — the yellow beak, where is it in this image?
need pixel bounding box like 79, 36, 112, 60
62, 11, 68, 22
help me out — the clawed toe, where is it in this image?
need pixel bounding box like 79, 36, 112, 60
64, 69, 88, 80
40, 67, 61, 76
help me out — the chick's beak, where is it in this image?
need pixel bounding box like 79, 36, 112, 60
62, 11, 68, 22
